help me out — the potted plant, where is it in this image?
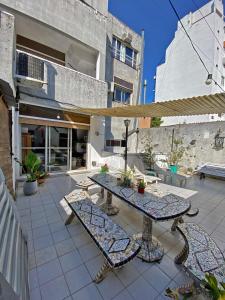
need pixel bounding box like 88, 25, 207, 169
120, 169, 134, 187
100, 163, 109, 173
36, 167, 48, 185
201, 273, 225, 300
16, 151, 41, 195
143, 139, 156, 171
168, 138, 185, 173
138, 179, 146, 194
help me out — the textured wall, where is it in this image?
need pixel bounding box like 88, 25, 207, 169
0, 11, 15, 94
0, 97, 13, 194
136, 121, 225, 170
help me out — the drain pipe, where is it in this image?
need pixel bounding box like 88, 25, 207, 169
134, 29, 145, 153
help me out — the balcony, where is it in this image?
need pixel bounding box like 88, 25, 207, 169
15, 50, 108, 109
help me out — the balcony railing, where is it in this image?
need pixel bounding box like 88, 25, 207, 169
16, 51, 44, 81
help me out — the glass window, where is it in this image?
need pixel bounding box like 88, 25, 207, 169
114, 87, 122, 102
112, 36, 137, 69
21, 124, 45, 148
50, 127, 68, 148
113, 86, 131, 105
125, 47, 133, 66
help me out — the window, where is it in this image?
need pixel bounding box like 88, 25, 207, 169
113, 86, 131, 105
221, 76, 225, 86
106, 140, 125, 147
112, 37, 137, 68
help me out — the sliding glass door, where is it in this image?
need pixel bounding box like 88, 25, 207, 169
48, 127, 69, 172
21, 124, 88, 173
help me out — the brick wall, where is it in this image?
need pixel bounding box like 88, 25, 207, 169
0, 96, 13, 195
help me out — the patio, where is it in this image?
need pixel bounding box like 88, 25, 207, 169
16, 172, 225, 300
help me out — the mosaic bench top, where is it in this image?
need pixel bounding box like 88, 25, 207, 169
89, 173, 191, 221
65, 190, 141, 268
177, 223, 225, 283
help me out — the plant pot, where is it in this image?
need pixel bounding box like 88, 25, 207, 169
37, 178, 45, 185
169, 165, 178, 173
138, 187, 145, 194
23, 180, 38, 196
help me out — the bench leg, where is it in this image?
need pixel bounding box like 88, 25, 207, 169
94, 260, 112, 283
171, 217, 184, 232
65, 212, 75, 225
174, 243, 188, 264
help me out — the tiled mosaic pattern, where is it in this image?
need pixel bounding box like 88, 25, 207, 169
65, 190, 140, 267
90, 173, 191, 221
178, 223, 225, 283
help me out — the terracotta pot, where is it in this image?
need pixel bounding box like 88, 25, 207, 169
138, 187, 145, 194
37, 178, 45, 185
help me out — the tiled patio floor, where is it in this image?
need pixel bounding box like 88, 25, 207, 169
16, 173, 225, 300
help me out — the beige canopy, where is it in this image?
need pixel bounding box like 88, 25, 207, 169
76, 93, 225, 117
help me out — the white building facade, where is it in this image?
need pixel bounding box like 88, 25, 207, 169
155, 0, 225, 126
0, 0, 142, 185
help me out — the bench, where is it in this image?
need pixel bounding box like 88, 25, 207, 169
0, 168, 29, 299
64, 190, 141, 283
198, 163, 225, 180
175, 223, 225, 283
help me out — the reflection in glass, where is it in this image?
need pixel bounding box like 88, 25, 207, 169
48, 149, 68, 172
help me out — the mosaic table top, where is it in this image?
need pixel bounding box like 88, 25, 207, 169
89, 173, 191, 221
177, 223, 225, 283
65, 190, 140, 268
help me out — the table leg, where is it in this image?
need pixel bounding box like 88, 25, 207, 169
101, 190, 119, 216
133, 215, 164, 262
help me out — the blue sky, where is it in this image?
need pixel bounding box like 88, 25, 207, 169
109, 0, 215, 103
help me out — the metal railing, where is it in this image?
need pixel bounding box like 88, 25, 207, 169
16, 50, 44, 81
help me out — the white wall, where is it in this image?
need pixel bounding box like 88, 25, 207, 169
155, 0, 225, 125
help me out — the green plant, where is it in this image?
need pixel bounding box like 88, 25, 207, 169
202, 273, 225, 300
120, 169, 134, 187
169, 138, 186, 166
151, 117, 163, 127
16, 151, 41, 182
143, 139, 155, 170
138, 179, 146, 189
100, 164, 109, 173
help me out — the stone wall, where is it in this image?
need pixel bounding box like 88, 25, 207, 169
0, 96, 13, 194
136, 122, 225, 170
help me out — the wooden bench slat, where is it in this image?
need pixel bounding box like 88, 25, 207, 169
176, 223, 225, 283
65, 190, 140, 268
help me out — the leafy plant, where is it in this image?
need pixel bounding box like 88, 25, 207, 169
16, 151, 41, 182
169, 138, 186, 166
151, 117, 163, 127
143, 139, 156, 170
138, 179, 146, 189
202, 273, 225, 300
100, 164, 109, 173
120, 169, 134, 187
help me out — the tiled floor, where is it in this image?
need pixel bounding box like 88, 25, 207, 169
16, 173, 225, 300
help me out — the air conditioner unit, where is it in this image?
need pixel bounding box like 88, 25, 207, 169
108, 82, 114, 93
122, 32, 132, 44
15, 51, 45, 87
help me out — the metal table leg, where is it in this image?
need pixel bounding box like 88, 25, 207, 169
101, 190, 119, 216
134, 215, 164, 262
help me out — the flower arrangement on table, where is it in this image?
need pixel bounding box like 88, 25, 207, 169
137, 179, 146, 194
119, 169, 134, 188
100, 163, 109, 173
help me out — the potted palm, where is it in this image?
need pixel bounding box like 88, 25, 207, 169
138, 180, 146, 194
168, 138, 185, 173
120, 169, 134, 187
16, 151, 41, 195
143, 139, 156, 171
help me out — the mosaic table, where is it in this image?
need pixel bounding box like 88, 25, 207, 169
175, 223, 225, 283
64, 190, 140, 282
89, 173, 191, 262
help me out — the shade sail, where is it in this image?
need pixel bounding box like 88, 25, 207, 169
75, 93, 225, 117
